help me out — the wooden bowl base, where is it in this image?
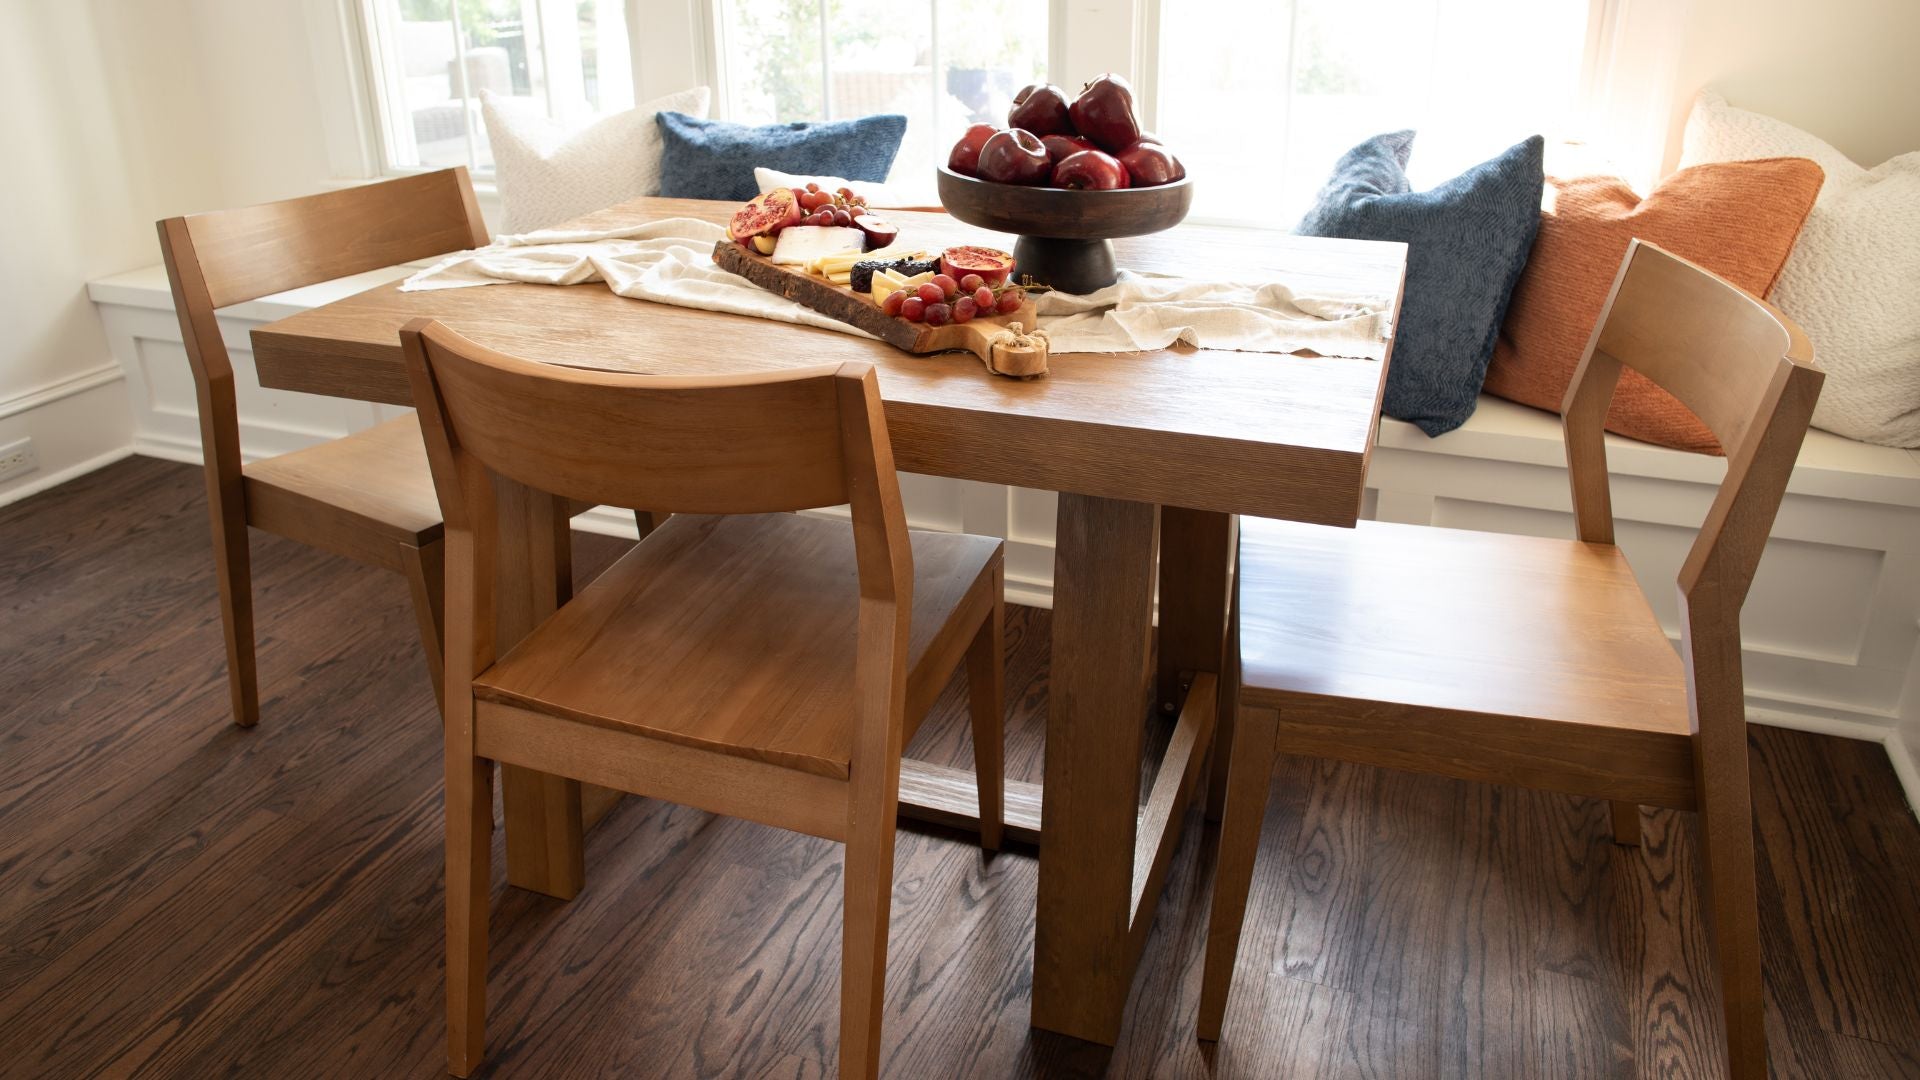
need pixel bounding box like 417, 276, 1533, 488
1013, 236, 1116, 294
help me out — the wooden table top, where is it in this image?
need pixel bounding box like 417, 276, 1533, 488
251, 197, 1405, 524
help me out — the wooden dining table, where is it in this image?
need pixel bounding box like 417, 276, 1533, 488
248, 195, 1405, 1047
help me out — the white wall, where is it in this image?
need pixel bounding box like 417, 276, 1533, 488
1662, 0, 1920, 171
0, 0, 225, 502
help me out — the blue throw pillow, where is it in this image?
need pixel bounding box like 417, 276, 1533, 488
655, 112, 908, 202
1297, 131, 1544, 436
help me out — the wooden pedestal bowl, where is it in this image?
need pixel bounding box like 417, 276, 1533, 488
936, 165, 1194, 294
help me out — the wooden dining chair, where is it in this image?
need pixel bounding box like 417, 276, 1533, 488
157, 169, 491, 723
400, 319, 1007, 1078
1198, 240, 1821, 1079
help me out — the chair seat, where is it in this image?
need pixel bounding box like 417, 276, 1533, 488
476, 512, 1002, 780
1237, 517, 1695, 805
243, 415, 444, 553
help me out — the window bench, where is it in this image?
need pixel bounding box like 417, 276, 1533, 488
87, 264, 1920, 808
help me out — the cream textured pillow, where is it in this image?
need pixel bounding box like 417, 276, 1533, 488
1681, 90, 1920, 447
483, 86, 710, 235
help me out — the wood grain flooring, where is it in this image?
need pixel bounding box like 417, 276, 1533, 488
2, 456, 1918, 1078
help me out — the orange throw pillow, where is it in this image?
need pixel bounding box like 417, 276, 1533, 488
1482, 158, 1823, 453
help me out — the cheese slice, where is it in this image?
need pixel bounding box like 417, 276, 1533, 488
770, 226, 864, 266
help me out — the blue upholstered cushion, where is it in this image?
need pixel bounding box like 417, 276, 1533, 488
1297, 131, 1545, 436
655, 112, 908, 202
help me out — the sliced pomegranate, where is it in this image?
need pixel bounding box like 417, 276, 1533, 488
729, 188, 802, 246
941, 246, 1016, 287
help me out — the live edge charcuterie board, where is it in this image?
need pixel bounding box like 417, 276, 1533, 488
711, 241, 1051, 379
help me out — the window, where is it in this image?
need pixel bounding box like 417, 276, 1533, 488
712, 0, 1048, 196
1152, 0, 1594, 224
362, 0, 635, 175
354, 0, 1623, 216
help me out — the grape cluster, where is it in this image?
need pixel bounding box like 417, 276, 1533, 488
797, 183, 867, 228
883, 272, 1024, 327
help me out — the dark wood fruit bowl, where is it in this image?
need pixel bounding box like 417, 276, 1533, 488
936, 166, 1194, 293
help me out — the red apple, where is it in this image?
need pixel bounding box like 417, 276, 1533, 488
1051, 149, 1130, 190
1041, 134, 1099, 163
1116, 141, 1184, 186
977, 129, 1052, 185
1068, 73, 1141, 153
1008, 83, 1075, 137
947, 122, 997, 176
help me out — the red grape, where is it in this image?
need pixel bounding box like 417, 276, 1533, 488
800, 190, 832, 211
917, 283, 945, 305
960, 274, 984, 292
901, 296, 926, 321
831, 209, 852, 226
953, 297, 978, 322
924, 302, 952, 326
881, 289, 905, 316
931, 273, 958, 296
806, 181, 821, 192
995, 290, 1022, 314
972, 285, 994, 310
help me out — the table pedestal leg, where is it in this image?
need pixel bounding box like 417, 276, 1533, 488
492, 478, 586, 899
1155, 508, 1237, 822
1032, 493, 1159, 1045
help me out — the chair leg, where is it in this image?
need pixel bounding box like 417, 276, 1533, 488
1695, 752, 1768, 1077
446, 752, 493, 1077
840, 793, 898, 1080
208, 503, 259, 727
964, 564, 1005, 852
400, 541, 447, 711
1610, 800, 1643, 847
1198, 703, 1280, 1042
634, 510, 670, 539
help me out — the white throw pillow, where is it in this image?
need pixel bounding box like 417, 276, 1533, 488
752, 167, 927, 209
1680, 90, 1920, 447
483, 86, 711, 235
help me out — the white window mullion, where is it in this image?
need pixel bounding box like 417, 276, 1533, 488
817, 2, 833, 119
447, 0, 481, 175
928, 0, 941, 138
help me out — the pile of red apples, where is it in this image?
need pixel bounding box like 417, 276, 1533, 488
947, 74, 1185, 191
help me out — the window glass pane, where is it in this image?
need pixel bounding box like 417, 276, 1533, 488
1156, 0, 1589, 224
717, 0, 1046, 196
462, 0, 543, 171
721, 0, 827, 124
385, 0, 467, 169
372, 0, 635, 174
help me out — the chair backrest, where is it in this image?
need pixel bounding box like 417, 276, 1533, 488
400, 318, 915, 752
155, 168, 489, 484
1558, 240, 1822, 742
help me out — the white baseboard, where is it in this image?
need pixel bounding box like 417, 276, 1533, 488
0, 366, 135, 508
1888, 732, 1920, 819
0, 446, 135, 508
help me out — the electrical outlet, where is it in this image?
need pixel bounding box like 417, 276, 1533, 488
0, 438, 38, 483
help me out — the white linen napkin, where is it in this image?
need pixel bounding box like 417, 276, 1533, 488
402, 222, 1391, 360
401, 218, 875, 338
1035, 271, 1392, 360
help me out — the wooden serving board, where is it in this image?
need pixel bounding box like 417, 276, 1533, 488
713, 241, 1049, 378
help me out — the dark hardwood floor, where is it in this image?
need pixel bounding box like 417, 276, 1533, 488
3, 455, 1919, 1078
